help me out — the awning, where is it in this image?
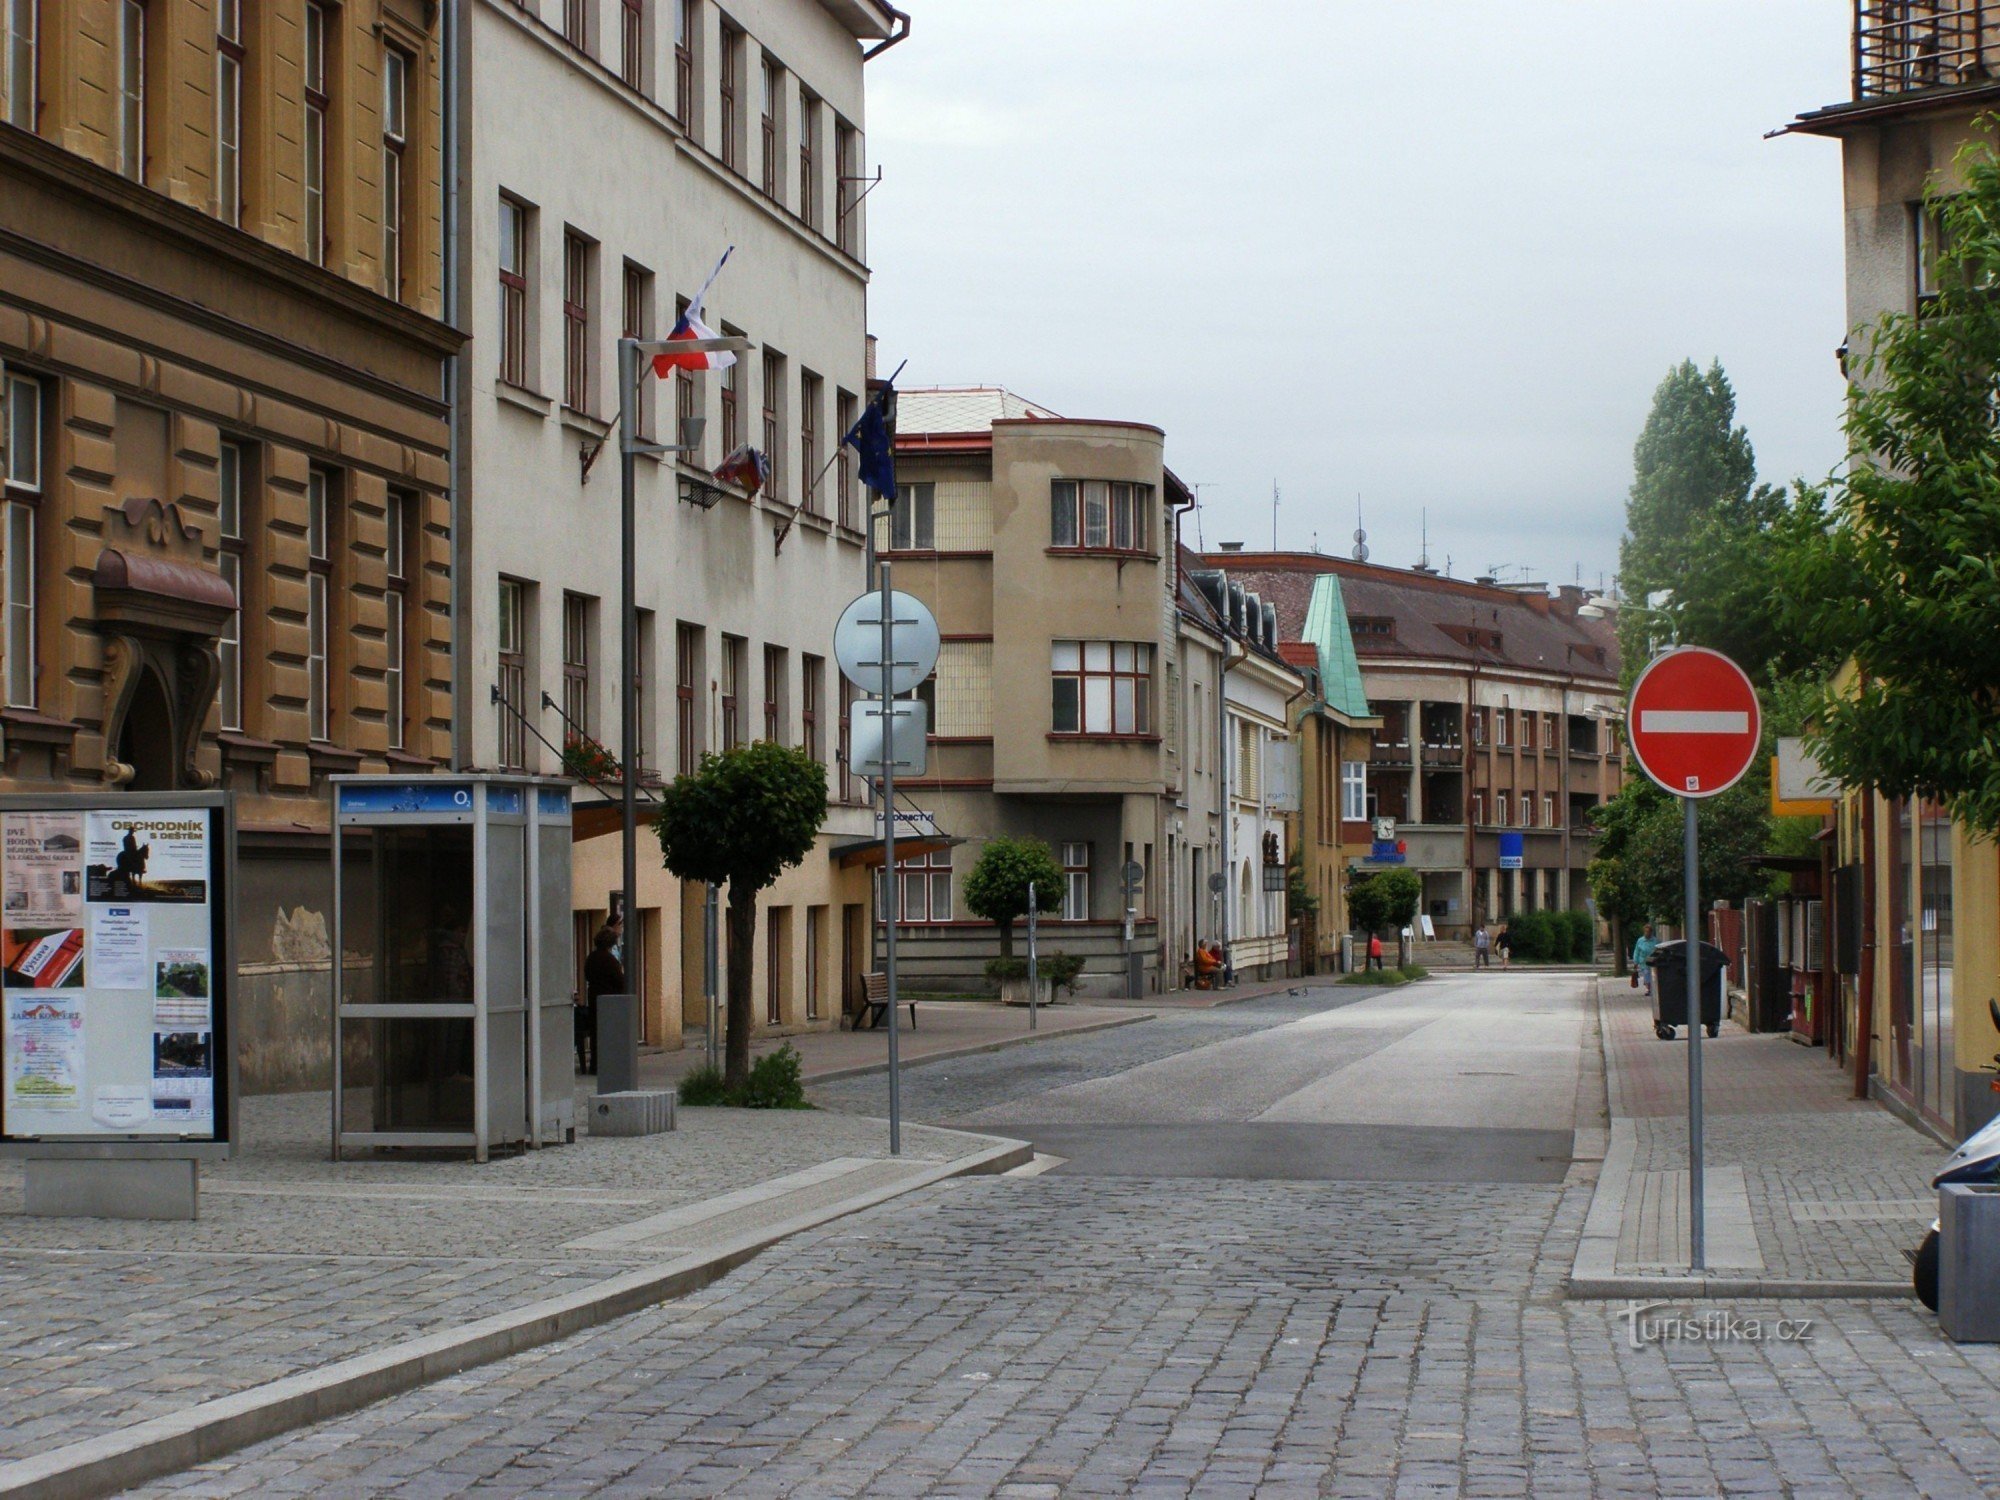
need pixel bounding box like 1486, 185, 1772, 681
831, 833, 962, 869
570, 799, 662, 843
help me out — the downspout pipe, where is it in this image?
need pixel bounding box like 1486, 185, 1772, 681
1219, 634, 1246, 969
1854, 791, 1876, 1099
862, 5, 911, 60
444, 0, 470, 766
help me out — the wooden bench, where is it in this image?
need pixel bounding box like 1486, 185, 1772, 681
857, 971, 917, 1031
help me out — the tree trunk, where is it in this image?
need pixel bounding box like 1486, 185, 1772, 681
1611, 916, 1627, 976
725, 883, 758, 1088
997, 917, 1014, 959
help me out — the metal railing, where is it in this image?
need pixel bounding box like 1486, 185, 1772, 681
1856, 1, 2000, 98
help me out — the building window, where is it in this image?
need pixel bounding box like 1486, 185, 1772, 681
720, 634, 744, 750
562, 592, 590, 737
117, 0, 144, 181
801, 653, 823, 763
5, 0, 36, 131
1495, 708, 1510, 748
382, 47, 407, 300
307, 470, 333, 741
1521, 711, 1537, 752
4, 373, 41, 710
1470, 790, 1485, 825
1543, 792, 1558, 829
798, 90, 818, 229
619, 0, 643, 88
882, 848, 950, 924
766, 907, 784, 1023
675, 622, 700, 774
1051, 480, 1151, 552
1471, 706, 1488, 746
563, 231, 592, 413
835, 389, 857, 529
385, 490, 411, 751
799, 369, 820, 514
673, 0, 694, 130
804, 906, 822, 1021
890, 481, 933, 550
217, 442, 246, 731
499, 197, 531, 388
497, 578, 526, 770
1340, 761, 1366, 822
718, 23, 740, 173
838, 676, 859, 802
303, 3, 328, 264
1061, 841, 1089, 921
762, 644, 785, 742
564, 0, 588, 50
759, 55, 778, 199
1051, 640, 1153, 736
719, 334, 740, 452
214, 0, 242, 224
761, 349, 783, 499
1521, 793, 1534, 828
834, 117, 857, 255
624, 262, 654, 437
672, 295, 695, 451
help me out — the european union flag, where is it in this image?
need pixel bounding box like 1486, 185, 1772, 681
842, 383, 897, 499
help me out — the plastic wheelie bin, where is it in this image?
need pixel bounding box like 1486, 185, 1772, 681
1650, 939, 1726, 1040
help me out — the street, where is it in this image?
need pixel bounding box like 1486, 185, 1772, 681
129, 974, 2000, 1498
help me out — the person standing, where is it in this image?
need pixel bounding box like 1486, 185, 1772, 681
1631, 924, 1658, 998
1367, 932, 1385, 971
1495, 924, 1512, 969
580, 920, 625, 1075
1472, 924, 1491, 970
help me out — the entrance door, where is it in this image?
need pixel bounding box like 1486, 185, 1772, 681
841, 902, 865, 1023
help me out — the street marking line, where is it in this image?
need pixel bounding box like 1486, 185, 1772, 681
1638, 710, 1749, 735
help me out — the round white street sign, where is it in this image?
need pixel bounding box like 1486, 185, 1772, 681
833, 589, 941, 696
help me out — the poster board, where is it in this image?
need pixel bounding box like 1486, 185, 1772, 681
0, 795, 231, 1153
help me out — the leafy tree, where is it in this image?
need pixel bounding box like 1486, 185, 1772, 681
1584, 853, 1646, 974
656, 742, 827, 1087
1284, 846, 1319, 922
1775, 123, 2000, 836
1587, 777, 1778, 926
1347, 868, 1420, 935
960, 837, 1063, 958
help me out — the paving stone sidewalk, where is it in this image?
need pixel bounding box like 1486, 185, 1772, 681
0, 1082, 998, 1468
1596, 977, 1944, 1283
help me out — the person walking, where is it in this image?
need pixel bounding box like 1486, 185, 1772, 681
1472, 924, 1491, 970
579, 920, 624, 1075
1367, 932, 1385, 971
1495, 924, 1512, 969
1631, 924, 1658, 998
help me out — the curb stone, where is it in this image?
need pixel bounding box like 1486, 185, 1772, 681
803, 1010, 1154, 1084
0, 1133, 1030, 1500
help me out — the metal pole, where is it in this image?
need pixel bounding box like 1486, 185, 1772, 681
617, 338, 641, 1086
704, 881, 719, 1073
1685, 793, 1705, 1272
1027, 880, 1038, 1032
880, 560, 901, 1156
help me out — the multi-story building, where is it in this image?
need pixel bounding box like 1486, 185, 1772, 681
884, 388, 1304, 993
0, 0, 461, 1089
460, 0, 902, 1046
1200, 550, 1624, 939
1785, 2, 2000, 1140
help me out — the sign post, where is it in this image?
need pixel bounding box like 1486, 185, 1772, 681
1026, 881, 1039, 1032
1627, 646, 1762, 1272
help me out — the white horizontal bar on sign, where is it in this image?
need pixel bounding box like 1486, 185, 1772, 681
1639, 710, 1749, 735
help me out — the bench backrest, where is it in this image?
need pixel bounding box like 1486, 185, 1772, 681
862, 971, 889, 1001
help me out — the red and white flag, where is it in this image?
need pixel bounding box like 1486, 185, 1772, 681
651, 247, 736, 377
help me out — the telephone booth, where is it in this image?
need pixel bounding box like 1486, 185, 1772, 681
330, 775, 574, 1161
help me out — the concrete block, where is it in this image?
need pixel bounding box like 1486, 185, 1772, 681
1940, 1184, 2000, 1342
23, 1158, 198, 1220
590, 1090, 676, 1137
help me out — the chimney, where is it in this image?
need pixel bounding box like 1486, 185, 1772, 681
1218, 541, 1244, 553
865, 334, 878, 381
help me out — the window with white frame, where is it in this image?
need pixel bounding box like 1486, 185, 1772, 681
303, 3, 328, 264
497, 578, 527, 770
1495, 708, 1511, 747
673, 0, 695, 130
1470, 790, 1485, 825
890, 481, 933, 550
381, 46, 408, 300
835, 389, 857, 529
5, 0, 36, 131
1340, 761, 1367, 822
214, 0, 242, 224
880, 848, 950, 923
217, 442, 245, 731
619, 0, 643, 89
561, 592, 590, 739
306, 470, 332, 741
1520, 793, 1534, 827
759, 54, 779, 200
1051, 479, 1151, 552
1543, 792, 1557, 828
1061, 841, 1089, 921
385, 491, 409, 750
117, 0, 144, 180
4, 372, 41, 709
1051, 640, 1152, 736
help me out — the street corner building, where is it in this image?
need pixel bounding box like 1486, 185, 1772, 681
0, 0, 461, 1092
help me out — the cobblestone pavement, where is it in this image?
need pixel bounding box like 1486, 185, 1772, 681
1600, 980, 1944, 1282
129, 1171, 2000, 1498
0, 1089, 983, 1465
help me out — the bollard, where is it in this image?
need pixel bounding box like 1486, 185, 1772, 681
595, 993, 639, 1095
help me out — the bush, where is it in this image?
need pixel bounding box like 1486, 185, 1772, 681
677, 1063, 729, 1106
675, 1043, 810, 1109
985, 957, 1029, 982
1556, 909, 1596, 963
1397, 963, 1428, 981
1041, 951, 1086, 994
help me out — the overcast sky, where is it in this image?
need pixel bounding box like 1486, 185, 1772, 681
863, 1, 1850, 593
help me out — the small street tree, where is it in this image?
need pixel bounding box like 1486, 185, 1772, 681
1347, 868, 1420, 936
656, 742, 828, 1088
961, 836, 1063, 957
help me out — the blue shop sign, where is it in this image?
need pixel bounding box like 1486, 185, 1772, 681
1499, 832, 1525, 870
1368, 840, 1406, 865
338, 783, 475, 815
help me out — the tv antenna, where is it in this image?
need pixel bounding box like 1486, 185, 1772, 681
1351, 493, 1368, 563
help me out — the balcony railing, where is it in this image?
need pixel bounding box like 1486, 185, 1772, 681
1856, 1, 2000, 99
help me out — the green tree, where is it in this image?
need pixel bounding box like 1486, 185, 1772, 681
1775, 123, 2000, 836
1583, 853, 1646, 975
1588, 778, 1778, 926
960, 836, 1063, 957
656, 742, 828, 1087
1347, 868, 1421, 936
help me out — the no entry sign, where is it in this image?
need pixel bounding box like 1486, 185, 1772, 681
1627, 646, 1761, 798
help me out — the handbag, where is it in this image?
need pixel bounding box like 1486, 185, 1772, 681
1629, 972, 1639, 989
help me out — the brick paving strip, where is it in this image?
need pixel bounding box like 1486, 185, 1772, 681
0, 1083, 1030, 1500
1571, 976, 1942, 1299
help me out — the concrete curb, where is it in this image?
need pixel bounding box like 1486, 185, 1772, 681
802, 1010, 1154, 1085
0, 1133, 1031, 1500
1569, 1275, 1911, 1301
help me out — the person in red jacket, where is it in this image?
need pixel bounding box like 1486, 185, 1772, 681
1367, 932, 1385, 971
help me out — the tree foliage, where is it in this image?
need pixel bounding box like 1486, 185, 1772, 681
960, 836, 1063, 958
1774, 122, 2000, 836
656, 742, 828, 1085
1587, 778, 1778, 925
1347, 868, 1421, 935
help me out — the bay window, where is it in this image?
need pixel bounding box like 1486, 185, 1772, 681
1051, 640, 1153, 736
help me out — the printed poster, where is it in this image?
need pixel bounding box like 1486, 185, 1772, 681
5, 995, 83, 1111
85, 812, 208, 904
152, 947, 209, 1028
91, 906, 150, 991
2, 812, 84, 925
92, 1085, 150, 1130
151, 1029, 214, 1121
1, 928, 84, 989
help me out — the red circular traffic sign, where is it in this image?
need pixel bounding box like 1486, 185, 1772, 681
1627, 646, 1761, 799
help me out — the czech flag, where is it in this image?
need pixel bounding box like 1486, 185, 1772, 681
652, 247, 737, 377
712, 445, 769, 498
